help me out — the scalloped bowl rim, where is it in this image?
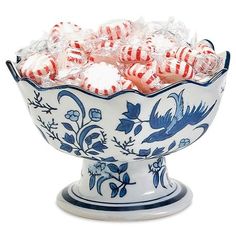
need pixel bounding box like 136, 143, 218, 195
6, 41, 230, 100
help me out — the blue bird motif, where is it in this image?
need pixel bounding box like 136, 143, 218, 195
142, 89, 217, 143
166, 90, 184, 134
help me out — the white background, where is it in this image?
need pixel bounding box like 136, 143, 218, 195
0, 0, 235, 235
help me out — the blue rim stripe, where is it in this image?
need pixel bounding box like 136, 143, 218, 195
203, 39, 215, 50
6, 50, 230, 100
61, 184, 187, 211
71, 183, 178, 205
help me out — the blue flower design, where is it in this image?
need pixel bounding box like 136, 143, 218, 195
179, 138, 190, 148
89, 108, 102, 122
65, 110, 80, 122
148, 158, 172, 189
88, 162, 136, 198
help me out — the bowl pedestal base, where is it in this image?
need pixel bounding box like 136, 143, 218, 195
57, 157, 192, 220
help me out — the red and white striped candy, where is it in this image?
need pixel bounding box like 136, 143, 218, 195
125, 63, 162, 93
165, 49, 177, 58
120, 79, 137, 90
194, 54, 219, 75
65, 48, 86, 65
20, 53, 57, 84
69, 32, 97, 51
157, 58, 194, 83
145, 35, 156, 52
98, 20, 132, 40
174, 46, 199, 66
119, 45, 152, 63
81, 62, 122, 96
96, 40, 115, 50
50, 22, 81, 43
195, 40, 215, 55
82, 79, 121, 96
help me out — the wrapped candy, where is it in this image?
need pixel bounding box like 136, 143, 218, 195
98, 19, 133, 40
15, 18, 224, 96
81, 62, 123, 96
19, 53, 57, 84
156, 58, 195, 83
49, 22, 81, 43
118, 45, 152, 63
124, 63, 162, 93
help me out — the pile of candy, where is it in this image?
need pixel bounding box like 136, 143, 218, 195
16, 18, 222, 96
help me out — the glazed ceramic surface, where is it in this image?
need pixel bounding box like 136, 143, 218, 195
6, 46, 230, 220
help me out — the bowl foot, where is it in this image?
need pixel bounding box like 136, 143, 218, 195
57, 180, 192, 221
56, 158, 192, 221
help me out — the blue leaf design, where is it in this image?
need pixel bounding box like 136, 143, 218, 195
134, 124, 142, 136
57, 90, 86, 118
97, 176, 109, 195
60, 143, 73, 153
107, 163, 119, 173
116, 119, 135, 134
109, 183, 118, 198
89, 175, 96, 190
153, 173, 159, 188
64, 133, 75, 144
139, 148, 151, 156
123, 102, 141, 119
119, 163, 128, 173
78, 125, 102, 149
62, 122, 74, 131
119, 187, 127, 197
74, 150, 81, 155
100, 156, 117, 162
90, 133, 100, 139
85, 133, 100, 145
87, 151, 99, 155
160, 167, 167, 189
122, 173, 130, 184
85, 136, 92, 145
152, 147, 165, 156
168, 141, 176, 151
92, 141, 107, 152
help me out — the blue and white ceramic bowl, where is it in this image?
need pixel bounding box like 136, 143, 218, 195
6, 42, 230, 220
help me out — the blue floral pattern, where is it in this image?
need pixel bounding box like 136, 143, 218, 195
28, 90, 57, 114
31, 89, 214, 161
148, 158, 173, 189
88, 162, 136, 198
178, 138, 190, 148
113, 89, 215, 158
65, 110, 80, 121
35, 90, 115, 161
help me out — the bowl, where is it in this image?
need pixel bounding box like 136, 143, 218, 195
6, 42, 230, 220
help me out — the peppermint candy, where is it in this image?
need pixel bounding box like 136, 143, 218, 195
98, 20, 132, 40
20, 53, 57, 84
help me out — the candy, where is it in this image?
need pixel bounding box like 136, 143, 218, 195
120, 79, 137, 90
98, 20, 133, 40
19, 53, 57, 84
194, 54, 219, 75
125, 63, 162, 93
157, 58, 195, 83
16, 18, 223, 95
119, 45, 152, 63
96, 40, 115, 49
65, 48, 87, 65
173, 46, 199, 66
81, 62, 122, 95
195, 40, 215, 55
49, 22, 81, 43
